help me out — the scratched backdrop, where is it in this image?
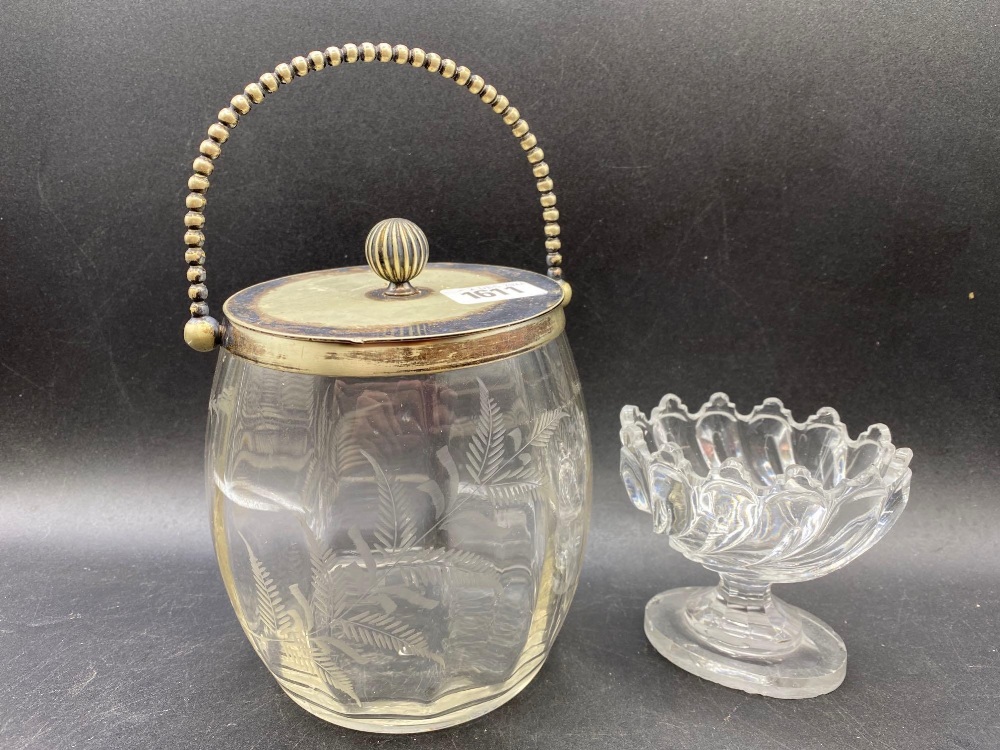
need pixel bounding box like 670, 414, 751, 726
1, 1, 998, 749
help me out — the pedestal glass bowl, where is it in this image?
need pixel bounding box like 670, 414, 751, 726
619, 393, 912, 698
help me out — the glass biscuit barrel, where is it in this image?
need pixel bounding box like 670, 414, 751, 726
180, 43, 591, 732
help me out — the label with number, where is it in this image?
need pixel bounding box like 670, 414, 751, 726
440, 281, 548, 305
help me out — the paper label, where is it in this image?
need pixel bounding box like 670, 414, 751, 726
440, 281, 548, 305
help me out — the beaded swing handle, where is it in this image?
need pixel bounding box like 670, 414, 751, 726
182, 42, 565, 352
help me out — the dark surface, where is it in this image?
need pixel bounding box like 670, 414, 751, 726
3, 463, 999, 750
1, 0, 998, 748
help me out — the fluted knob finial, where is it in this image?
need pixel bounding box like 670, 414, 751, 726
364, 218, 429, 297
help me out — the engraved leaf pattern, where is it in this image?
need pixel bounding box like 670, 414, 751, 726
275, 585, 363, 705
299, 387, 365, 537
338, 611, 445, 666
475, 479, 541, 501
238, 380, 576, 708
396, 548, 504, 593
306, 542, 343, 623
362, 449, 418, 552
525, 408, 568, 449
243, 535, 290, 635
466, 379, 506, 482
310, 640, 361, 705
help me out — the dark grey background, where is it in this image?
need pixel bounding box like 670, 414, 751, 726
1, 1, 998, 748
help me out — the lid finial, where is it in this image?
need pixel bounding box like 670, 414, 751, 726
365, 218, 429, 297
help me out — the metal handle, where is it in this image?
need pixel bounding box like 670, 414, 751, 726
182, 42, 565, 352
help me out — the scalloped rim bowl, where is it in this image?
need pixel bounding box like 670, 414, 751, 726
619, 392, 913, 580
622, 391, 912, 495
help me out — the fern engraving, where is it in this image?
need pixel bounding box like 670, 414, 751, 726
339, 611, 445, 666
310, 640, 361, 704
467, 379, 507, 482
237, 379, 572, 707
362, 449, 418, 552
243, 535, 290, 636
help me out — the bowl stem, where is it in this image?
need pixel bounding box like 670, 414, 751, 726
681, 575, 805, 659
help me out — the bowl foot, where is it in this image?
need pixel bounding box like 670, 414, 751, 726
645, 587, 846, 699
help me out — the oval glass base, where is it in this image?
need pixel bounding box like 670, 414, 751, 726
644, 587, 846, 699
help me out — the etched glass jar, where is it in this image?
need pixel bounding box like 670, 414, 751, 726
208, 335, 589, 730
178, 43, 591, 732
